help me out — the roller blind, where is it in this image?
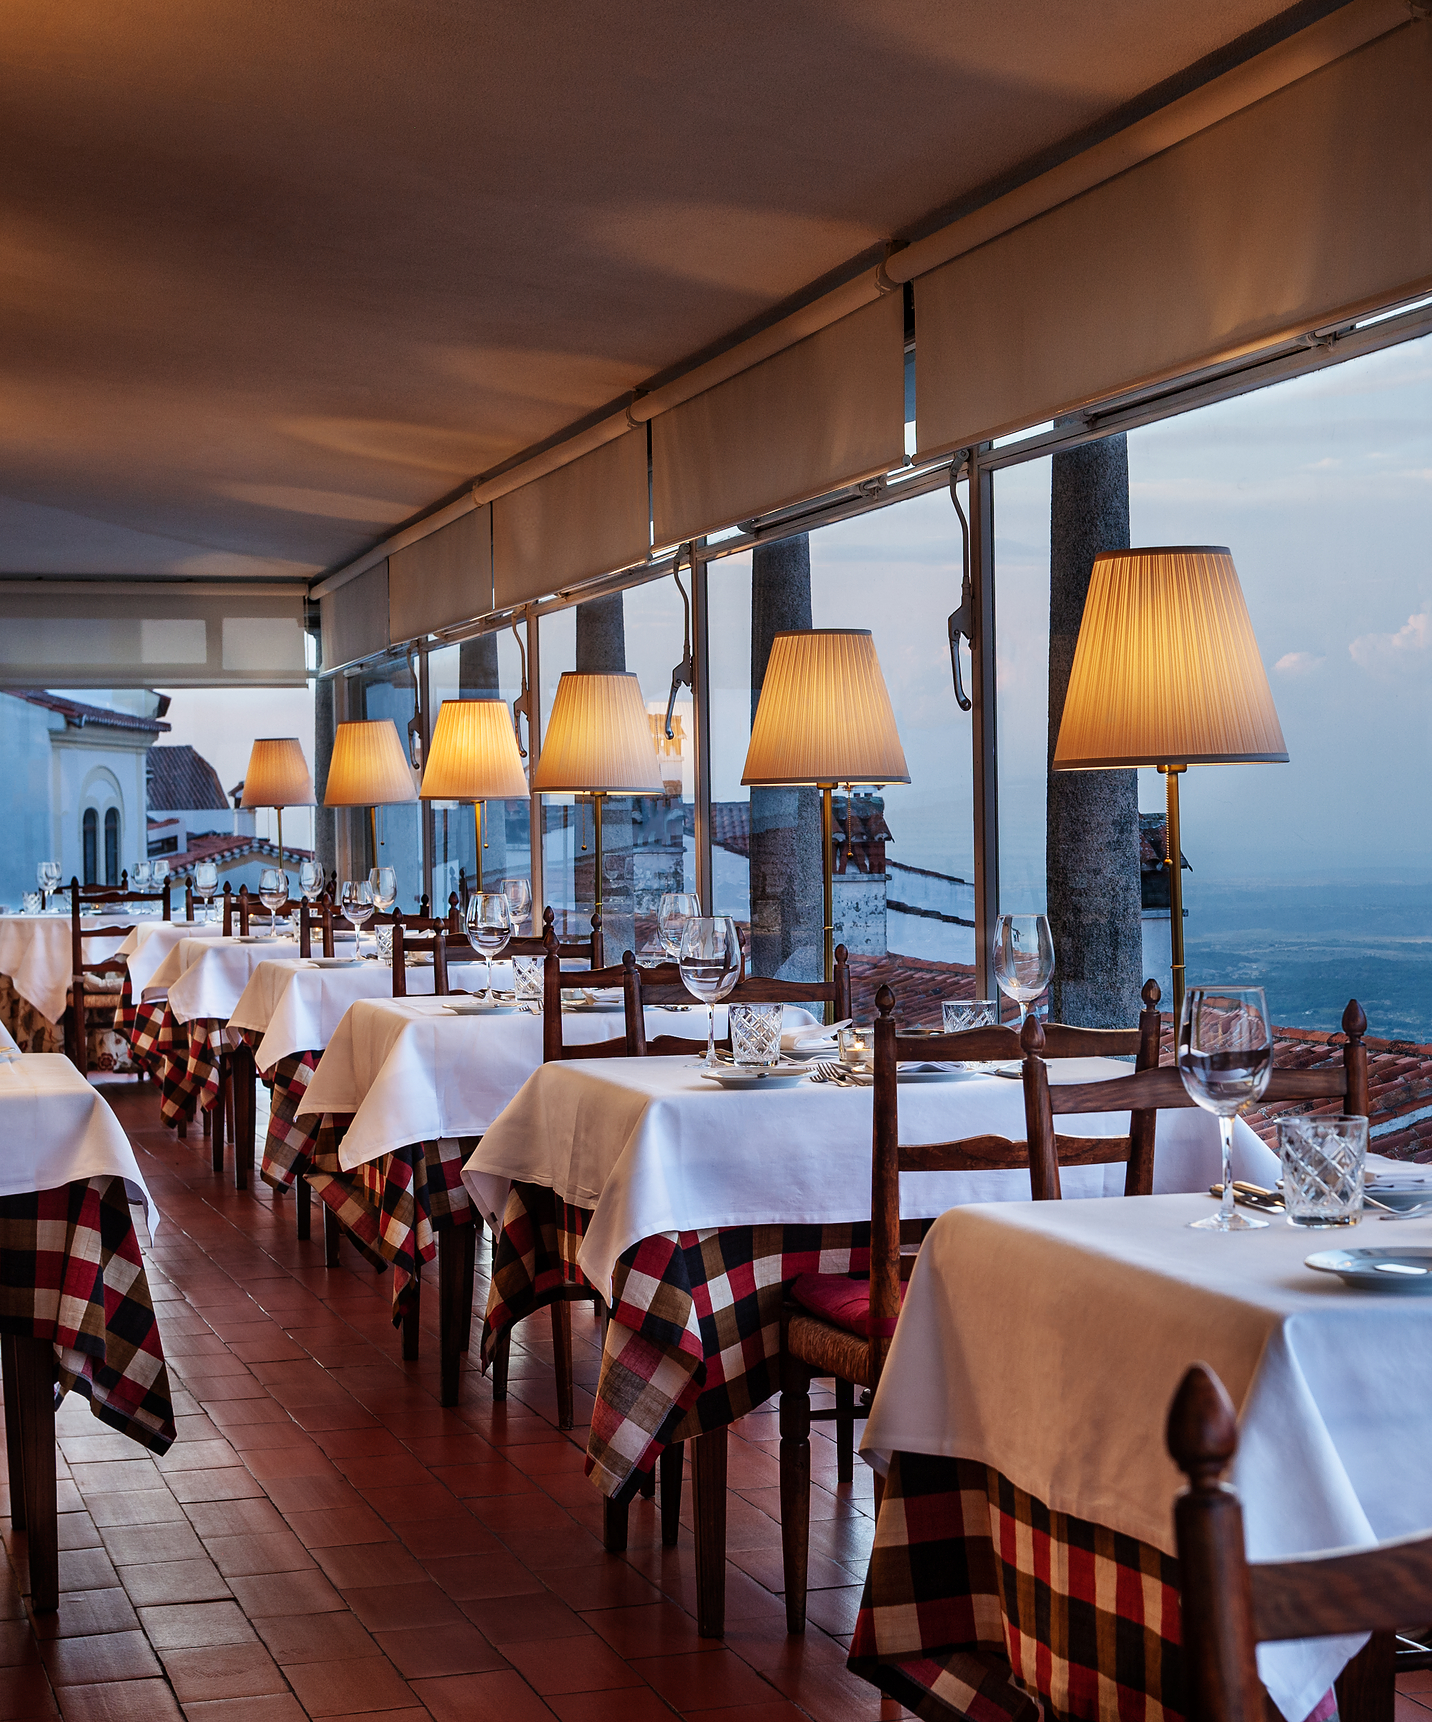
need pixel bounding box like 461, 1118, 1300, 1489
319, 560, 388, 672
492, 427, 649, 609
0, 582, 308, 688
652, 292, 905, 545
915, 23, 1432, 459
388, 504, 492, 645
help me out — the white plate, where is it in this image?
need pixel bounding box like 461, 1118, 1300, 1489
699, 1067, 809, 1090
234, 935, 269, 944
563, 1001, 625, 1013
896, 1063, 973, 1083
1304, 1247, 1432, 1292
442, 999, 519, 1016
306, 956, 361, 969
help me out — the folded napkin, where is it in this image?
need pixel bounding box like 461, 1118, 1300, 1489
782, 1025, 838, 1053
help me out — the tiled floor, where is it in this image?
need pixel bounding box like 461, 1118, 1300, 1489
0, 1079, 892, 1722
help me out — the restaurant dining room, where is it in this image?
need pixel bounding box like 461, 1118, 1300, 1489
2, 3, 1431, 1720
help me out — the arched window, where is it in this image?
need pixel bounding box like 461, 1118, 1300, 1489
104, 809, 120, 886
82, 809, 98, 885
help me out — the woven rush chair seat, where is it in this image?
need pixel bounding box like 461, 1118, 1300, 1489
787, 1270, 908, 1343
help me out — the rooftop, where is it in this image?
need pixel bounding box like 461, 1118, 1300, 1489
147, 745, 230, 811
1, 688, 171, 735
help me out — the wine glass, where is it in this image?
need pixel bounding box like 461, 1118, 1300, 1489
36, 861, 60, 912
1179, 985, 1274, 1233
497, 877, 532, 935
992, 914, 1055, 1029
340, 880, 373, 942
195, 860, 219, 922
658, 892, 701, 959
298, 860, 323, 903
258, 867, 289, 940
467, 891, 512, 1001
678, 916, 742, 1068
151, 858, 169, 901
368, 867, 398, 915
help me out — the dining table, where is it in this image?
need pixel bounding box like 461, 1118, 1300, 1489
463, 1052, 1276, 1635
0, 909, 138, 1058
0, 1052, 175, 1611
848, 1188, 1420, 1722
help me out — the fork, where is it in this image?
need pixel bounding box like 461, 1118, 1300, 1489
812, 1061, 868, 1086
1364, 1194, 1432, 1221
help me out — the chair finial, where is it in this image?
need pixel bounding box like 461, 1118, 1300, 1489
1142, 977, 1162, 1008
875, 985, 894, 1019
1167, 1363, 1238, 1487
1342, 998, 1367, 1039
1020, 1013, 1045, 1055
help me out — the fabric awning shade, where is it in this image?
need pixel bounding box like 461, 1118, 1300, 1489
420, 699, 528, 802
1052, 548, 1287, 769
323, 719, 418, 806
0, 582, 307, 688
388, 506, 493, 647
915, 22, 1432, 458
492, 429, 649, 611
532, 672, 664, 795
743, 630, 909, 787
240, 738, 315, 807
652, 292, 906, 546
320, 561, 388, 673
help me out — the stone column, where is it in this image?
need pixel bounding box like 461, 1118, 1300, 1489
575, 594, 633, 954
313, 672, 337, 888
750, 535, 822, 980
1046, 434, 1143, 1027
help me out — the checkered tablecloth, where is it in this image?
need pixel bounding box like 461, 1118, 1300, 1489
484, 1181, 870, 1499
848, 1450, 1182, 1722
0, 1176, 175, 1454
124, 994, 226, 1127
255, 1047, 322, 1191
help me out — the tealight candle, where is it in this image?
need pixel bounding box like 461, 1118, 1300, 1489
838, 1024, 874, 1071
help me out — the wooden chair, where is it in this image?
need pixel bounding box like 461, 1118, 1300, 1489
65, 880, 155, 1074
504, 904, 604, 970
389, 915, 476, 998
1169, 1361, 1414, 1722
624, 943, 853, 1056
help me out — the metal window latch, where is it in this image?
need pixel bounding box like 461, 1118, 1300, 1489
664, 542, 695, 739
947, 463, 973, 712
510, 619, 532, 760
406, 648, 424, 769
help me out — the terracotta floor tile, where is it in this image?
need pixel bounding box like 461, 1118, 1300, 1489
186, 1499, 289, 1539
99, 1520, 207, 1567
39, 1629, 162, 1686
503, 1635, 646, 1696
282, 1654, 417, 1716
242, 1444, 335, 1482
262, 1475, 363, 1514
390, 1514, 502, 1560
464, 1591, 592, 1646
52, 1676, 184, 1719
310, 1545, 428, 1591
688, 1703, 812, 1722
0, 1628, 38, 1671
252, 1608, 381, 1665
136, 1601, 257, 1650
0, 1660, 59, 1718
167, 1468, 267, 1505
206, 1531, 316, 1578
116, 1559, 232, 1607
331, 1456, 432, 1490
357, 1482, 460, 1521
53, 1551, 119, 1596
159, 1641, 291, 1703
410, 1667, 560, 1722
583, 1603, 719, 1661
79, 1491, 186, 1530
341, 1581, 467, 1634
373, 1621, 506, 1679
228, 1569, 345, 1618
469, 1494, 575, 1535
182, 1696, 309, 1721
630, 1650, 775, 1712
52, 1521, 99, 1555
311, 1428, 407, 1461
28, 1589, 138, 1643
285, 1506, 396, 1550
546, 1693, 682, 1722
431, 1461, 541, 1498
423, 1551, 544, 1604
536, 1565, 665, 1613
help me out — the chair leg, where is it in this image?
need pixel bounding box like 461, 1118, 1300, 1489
491, 1328, 510, 1401
835, 1376, 855, 1484
638, 1465, 656, 1500
1336, 1630, 1396, 1722
297, 1174, 311, 1242
1, 1335, 27, 1531
550, 1298, 574, 1431
13, 1338, 57, 1613
779, 1354, 813, 1634
459, 1223, 477, 1354
438, 1227, 469, 1407
402, 1270, 420, 1363
660, 1441, 683, 1547
232, 1042, 255, 1192
323, 1205, 340, 1268
690, 1427, 728, 1639
603, 1494, 629, 1552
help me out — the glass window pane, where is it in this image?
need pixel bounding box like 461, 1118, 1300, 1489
355, 659, 423, 913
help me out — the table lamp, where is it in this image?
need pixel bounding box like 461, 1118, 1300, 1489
531, 672, 664, 920
239, 738, 315, 877
742, 629, 909, 1001
419, 699, 529, 892
1051, 546, 1287, 1027
323, 719, 419, 866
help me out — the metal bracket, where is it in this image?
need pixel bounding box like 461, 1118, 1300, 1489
510, 618, 532, 760
664, 543, 695, 739
405, 648, 424, 770
946, 459, 974, 712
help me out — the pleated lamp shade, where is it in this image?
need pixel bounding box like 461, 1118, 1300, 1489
532, 673, 664, 794
743, 630, 910, 787
1052, 548, 1288, 769
420, 699, 529, 802
323, 720, 419, 806
240, 738, 314, 807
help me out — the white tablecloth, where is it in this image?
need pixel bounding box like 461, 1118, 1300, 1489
864, 1194, 1431, 1721
465, 1057, 1277, 1300
230, 956, 500, 1070
299, 998, 810, 1174
0, 913, 132, 1024
0, 1054, 158, 1233
118, 919, 219, 997
158, 937, 303, 1024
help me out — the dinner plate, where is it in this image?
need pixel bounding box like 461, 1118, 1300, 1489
563, 1001, 625, 1013
442, 999, 519, 1016
1304, 1247, 1432, 1293
306, 956, 361, 969
699, 1067, 808, 1090
896, 1063, 972, 1083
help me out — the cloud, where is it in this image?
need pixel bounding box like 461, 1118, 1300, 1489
1274, 651, 1324, 676
1349, 611, 1430, 670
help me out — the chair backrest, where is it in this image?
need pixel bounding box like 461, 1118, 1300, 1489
390, 915, 477, 998
68, 881, 133, 981
1168, 1361, 1430, 1722
539, 936, 639, 1061
297, 896, 336, 959
510, 905, 603, 969
71, 875, 171, 921
627, 944, 853, 1058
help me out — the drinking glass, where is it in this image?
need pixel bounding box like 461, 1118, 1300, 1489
258, 867, 288, 939
1178, 984, 1274, 1232
1278, 1115, 1368, 1227
942, 997, 1000, 1070
340, 880, 374, 940
368, 867, 398, 915
513, 955, 543, 1005
634, 941, 666, 970
21, 892, 40, 915
151, 858, 169, 900
132, 859, 152, 890
678, 916, 742, 1068
659, 892, 701, 958
194, 860, 219, 922
730, 1002, 783, 1067
298, 860, 323, 903
467, 891, 512, 1001
993, 914, 1055, 1028
37, 861, 60, 912
497, 878, 532, 935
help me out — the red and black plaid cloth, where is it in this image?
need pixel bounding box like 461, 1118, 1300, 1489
256, 1049, 322, 1191
484, 1181, 870, 1499
0, 1176, 175, 1454
848, 1451, 1183, 1722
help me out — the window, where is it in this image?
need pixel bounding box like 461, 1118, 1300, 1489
82, 809, 98, 885
104, 808, 119, 886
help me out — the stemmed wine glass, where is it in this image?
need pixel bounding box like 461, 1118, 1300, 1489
467, 891, 512, 1002
497, 878, 532, 936
36, 861, 60, 913
298, 860, 323, 904
368, 867, 398, 917
658, 892, 701, 960
258, 867, 289, 940
993, 914, 1055, 1030
340, 880, 373, 945
131, 859, 152, 911
194, 861, 219, 923
151, 859, 169, 906
678, 916, 742, 1068
1179, 984, 1274, 1233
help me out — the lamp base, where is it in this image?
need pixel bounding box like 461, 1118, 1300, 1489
1160, 765, 1187, 1029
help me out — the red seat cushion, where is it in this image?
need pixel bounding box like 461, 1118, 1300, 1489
790, 1272, 907, 1339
